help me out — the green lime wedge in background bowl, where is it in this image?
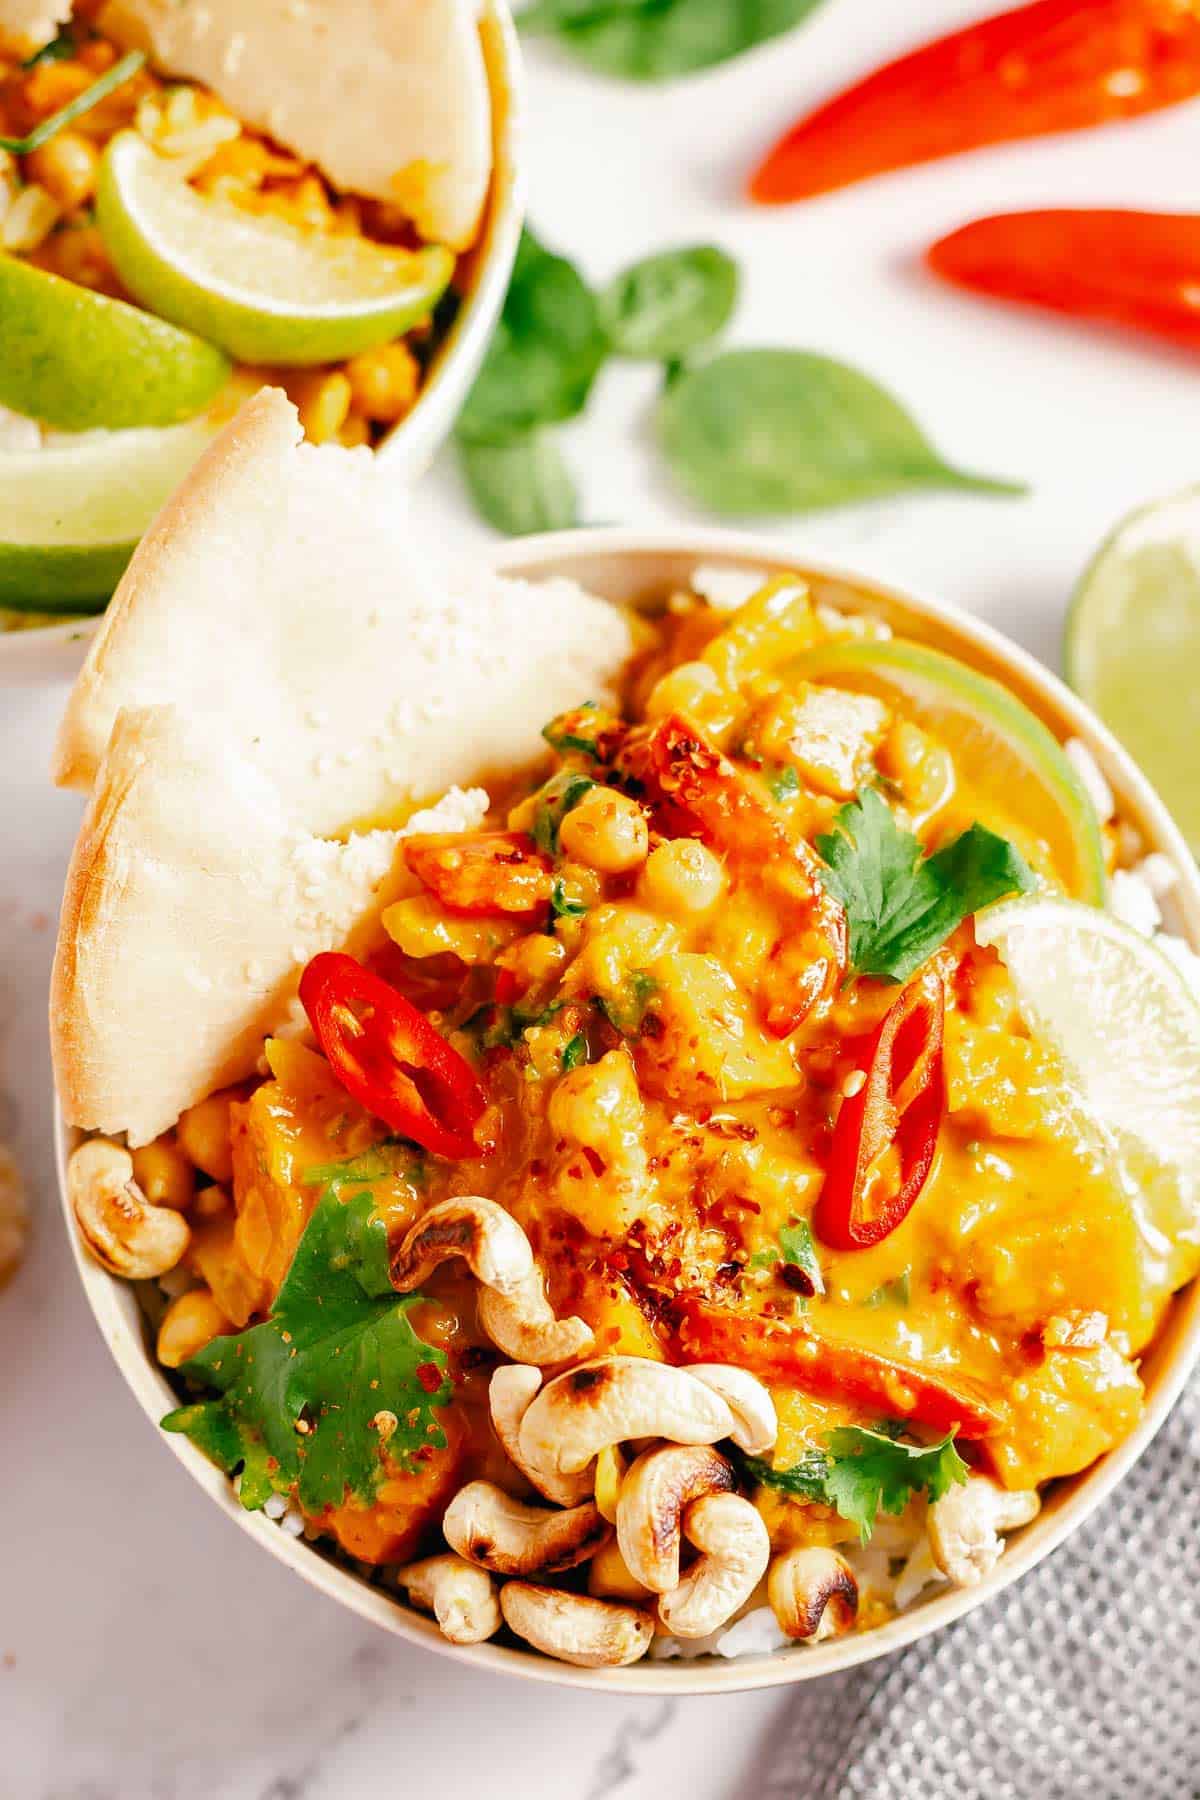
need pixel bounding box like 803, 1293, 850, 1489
0, 415, 219, 611
789, 637, 1108, 904
1067, 488, 1200, 855
0, 256, 230, 431
96, 132, 456, 367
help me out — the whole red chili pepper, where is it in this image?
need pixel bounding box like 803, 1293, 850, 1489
814, 973, 945, 1252
751, 0, 1200, 206
928, 209, 1200, 351
678, 1296, 999, 1438
299, 951, 486, 1160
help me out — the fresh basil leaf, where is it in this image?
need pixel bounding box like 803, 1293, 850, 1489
822, 1426, 969, 1543
162, 1190, 452, 1513
456, 228, 608, 446
815, 787, 1035, 982
658, 349, 1025, 517
519, 0, 829, 80
458, 433, 578, 536
599, 246, 738, 360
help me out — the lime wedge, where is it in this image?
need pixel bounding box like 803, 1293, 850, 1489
1066, 487, 1200, 854
96, 132, 456, 366
0, 255, 230, 430
976, 896, 1200, 1290
789, 637, 1107, 904
0, 416, 218, 611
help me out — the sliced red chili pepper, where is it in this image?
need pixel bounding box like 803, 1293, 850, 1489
751, 0, 1200, 206
814, 973, 945, 1251
678, 1295, 999, 1439
402, 831, 553, 918
928, 209, 1200, 353
299, 951, 486, 1160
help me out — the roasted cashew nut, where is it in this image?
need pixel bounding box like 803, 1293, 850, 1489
442, 1479, 611, 1577
767, 1546, 859, 1642
478, 1269, 594, 1367
927, 1476, 1040, 1588
500, 1582, 654, 1668
68, 1139, 191, 1280
656, 1492, 771, 1640
389, 1195, 533, 1296
683, 1363, 777, 1455
489, 1365, 594, 1507
615, 1443, 734, 1592
518, 1356, 736, 1478
395, 1553, 501, 1645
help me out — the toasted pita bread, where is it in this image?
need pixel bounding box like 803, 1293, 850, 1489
51, 388, 635, 1143
99, 0, 492, 248
55, 389, 634, 833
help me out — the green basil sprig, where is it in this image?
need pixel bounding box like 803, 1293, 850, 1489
598, 247, 738, 360
658, 349, 1025, 516
459, 434, 578, 535
518, 0, 829, 81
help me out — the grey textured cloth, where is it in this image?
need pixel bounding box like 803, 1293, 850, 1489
746, 1372, 1200, 1800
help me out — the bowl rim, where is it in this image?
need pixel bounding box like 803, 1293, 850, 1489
0, 0, 525, 682
55, 524, 1200, 1695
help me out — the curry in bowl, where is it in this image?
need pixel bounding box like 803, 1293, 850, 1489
52, 397, 1200, 1670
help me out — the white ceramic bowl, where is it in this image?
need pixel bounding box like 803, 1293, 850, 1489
56, 527, 1200, 1694
0, 0, 524, 686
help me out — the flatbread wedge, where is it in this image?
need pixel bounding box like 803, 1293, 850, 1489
51, 388, 635, 1144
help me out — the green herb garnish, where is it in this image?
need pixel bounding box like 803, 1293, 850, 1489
543, 702, 603, 757
458, 432, 578, 536
593, 969, 659, 1035
533, 769, 596, 854
162, 1189, 452, 1512
561, 1032, 589, 1072
518, 0, 830, 80
815, 787, 1034, 982
0, 49, 145, 154
550, 877, 589, 919
865, 1272, 911, 1309
768, 763, 801, 802
21, 28, 76, 67
598, 246, 738, 359
740, 1424, 968, 1542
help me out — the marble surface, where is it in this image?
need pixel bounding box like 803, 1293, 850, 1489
4, 2, 1200, 1794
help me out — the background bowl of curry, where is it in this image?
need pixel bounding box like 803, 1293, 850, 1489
55, 526, 1200, 1694
0, 0, 525, 685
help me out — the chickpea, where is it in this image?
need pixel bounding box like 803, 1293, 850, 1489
558, 788, 648, 875
345, 342, 420, 424
157, 1288, 233, 1369
25, 132, 98, 211
130, 1138, 195, 1213
176, 1091, 237, 1183
292, 370, 352, 445
337, 408, 372, 449
637, 838, 724, 917
193, 1184, 231, 1220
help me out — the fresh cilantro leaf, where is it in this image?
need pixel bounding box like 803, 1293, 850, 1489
822, 1426, 969, 1543
551, 877, 588, 919
815, 787, 1034, 982
561, 1032, 589, 1072
533, 770, 596, 854
162, 1191, 452, 1514
865, 1272, 911, 1309
768, 763, 800, 802
300, 1145, 419, 1193
738, 1448, 830, 1503
778, 1218, 824, 1296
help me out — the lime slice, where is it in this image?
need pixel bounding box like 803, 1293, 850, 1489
789, 637, 1107, 904
96, 132, 456, 366
1067, 487, 1200, 854
0, 416, 218, 611
976, 895, 1200, 1287
0, 255, 230, 431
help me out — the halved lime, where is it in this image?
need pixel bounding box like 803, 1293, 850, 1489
0, 416, 218, 611
0, 255, 230, 430
96, 132, 456, 366
1067, 487, 1200, 854
977, 896, 1200, 1289
789, 637, 1108, 904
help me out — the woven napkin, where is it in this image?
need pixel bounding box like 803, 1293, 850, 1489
747, 1372, 1200, 1800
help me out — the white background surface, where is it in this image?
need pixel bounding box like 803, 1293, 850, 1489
2, 3, 1198, 1796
